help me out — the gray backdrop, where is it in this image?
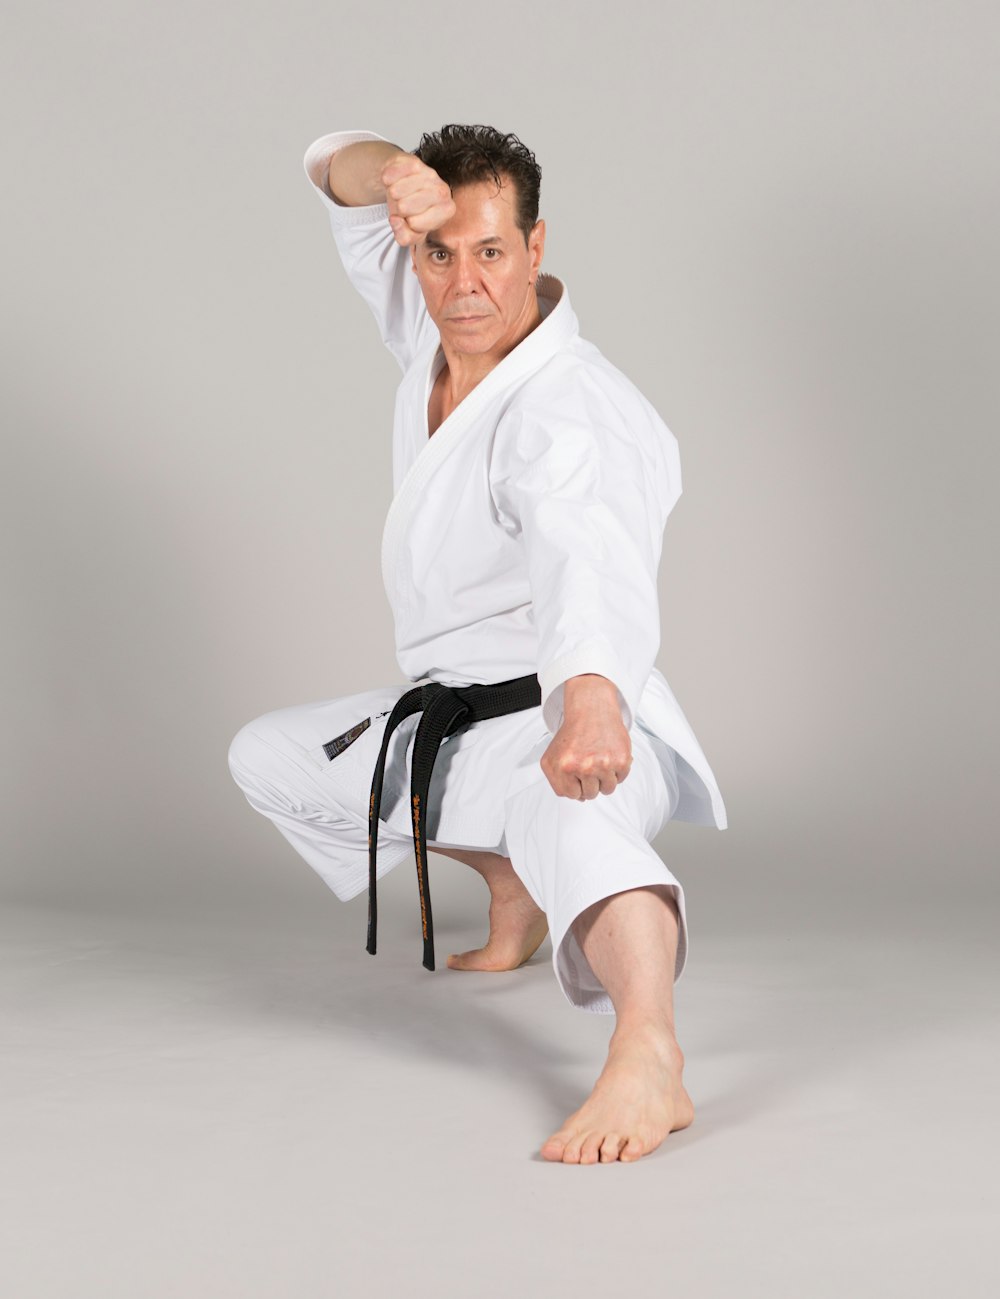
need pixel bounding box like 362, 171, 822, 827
4, 0, 996, 930
2, 3, 998, 1294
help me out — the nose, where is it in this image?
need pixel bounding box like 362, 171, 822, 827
450, 248, 480, 296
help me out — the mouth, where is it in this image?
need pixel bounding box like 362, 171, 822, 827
447, 315, 489, 323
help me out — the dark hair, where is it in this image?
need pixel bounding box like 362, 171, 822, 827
412, 124, 541, 245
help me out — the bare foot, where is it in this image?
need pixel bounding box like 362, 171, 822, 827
434, 849, 549, 972
540, 1023, 694, 1164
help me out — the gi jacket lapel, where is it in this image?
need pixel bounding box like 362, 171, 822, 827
380, 273, 579, 600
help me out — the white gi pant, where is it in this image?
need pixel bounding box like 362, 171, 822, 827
227, 686, 689, 1015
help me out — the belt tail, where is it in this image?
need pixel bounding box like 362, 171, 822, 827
409, 690, 471, 972
367, 689, 423, 956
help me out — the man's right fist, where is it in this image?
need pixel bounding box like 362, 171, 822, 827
380, 154, 457, 247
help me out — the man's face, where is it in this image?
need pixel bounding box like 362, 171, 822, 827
410, 175, 546, 358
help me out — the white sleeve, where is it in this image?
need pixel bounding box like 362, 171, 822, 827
302, 129, 435, 373
489, 407, 676, 735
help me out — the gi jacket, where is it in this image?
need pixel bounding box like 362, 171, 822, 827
303, 130, 727, 841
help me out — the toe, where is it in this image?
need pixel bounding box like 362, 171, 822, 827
579, 1132, 604, 1164
447, 945, 517, 972
541, 1131, 569, 1161
561, 1133, 587, 1164
447, 948, 489, 970
599, 1133, 625, 1162
619, 1135, 644, 1162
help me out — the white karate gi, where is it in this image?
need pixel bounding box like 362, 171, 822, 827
228, 129, 727, 1014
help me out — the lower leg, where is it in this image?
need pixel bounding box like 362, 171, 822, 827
573, 883, 682, 1035
432, 846, 549, 971
541, 884, 694, 1165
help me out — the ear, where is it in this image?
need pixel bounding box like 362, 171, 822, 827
410, 245, 418, 273
529, 217, 546, 276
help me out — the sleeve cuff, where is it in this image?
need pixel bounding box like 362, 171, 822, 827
538, 641, 636, 734
302, 129, 395, 226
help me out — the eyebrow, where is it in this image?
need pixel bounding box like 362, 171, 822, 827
423, 234, 507, 251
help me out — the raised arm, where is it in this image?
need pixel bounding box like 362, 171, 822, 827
326, 140, 453, 225
303, 130, 456, 372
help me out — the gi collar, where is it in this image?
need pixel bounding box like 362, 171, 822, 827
381, 272, 580, 598
427, 270, 577, 406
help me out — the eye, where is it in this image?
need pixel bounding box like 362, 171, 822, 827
430, 250, 448, 262
482, 248, 500, 259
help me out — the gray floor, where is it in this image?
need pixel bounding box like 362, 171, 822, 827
3, 866, 996, 1298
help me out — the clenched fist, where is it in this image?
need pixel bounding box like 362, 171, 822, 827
541, 676, 633, 800
380, 154, 457, 247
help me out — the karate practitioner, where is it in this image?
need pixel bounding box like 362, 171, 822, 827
228, 124, 727, 1164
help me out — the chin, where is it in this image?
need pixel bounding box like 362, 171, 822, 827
445, 329, 499, 354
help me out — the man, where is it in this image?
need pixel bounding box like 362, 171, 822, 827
228, 124, 727, 1165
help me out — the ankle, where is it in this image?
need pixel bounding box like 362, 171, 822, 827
611, 1016, 681, 1055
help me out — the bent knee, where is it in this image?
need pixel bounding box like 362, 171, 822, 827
227, 718, 282, 790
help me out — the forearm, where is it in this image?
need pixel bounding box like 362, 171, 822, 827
327, 140, 408, 206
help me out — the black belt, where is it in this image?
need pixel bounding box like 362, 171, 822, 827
365, 672, 541, 971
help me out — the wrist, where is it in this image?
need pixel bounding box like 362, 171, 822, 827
562, 674, 619, 714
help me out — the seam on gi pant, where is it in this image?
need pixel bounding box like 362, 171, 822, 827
231, 724, 391, 828
322, 839, 416, 902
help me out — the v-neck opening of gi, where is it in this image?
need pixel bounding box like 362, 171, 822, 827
424, 345, 448, 441
384, 273, 573, 600
422, 278, 563, 443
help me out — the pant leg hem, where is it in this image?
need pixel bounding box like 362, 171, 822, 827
549, 870, 689, 1015
329, 840, 416, 902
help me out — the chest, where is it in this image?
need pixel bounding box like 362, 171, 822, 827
385, 373, 528, 615
426, 365, 453, 438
